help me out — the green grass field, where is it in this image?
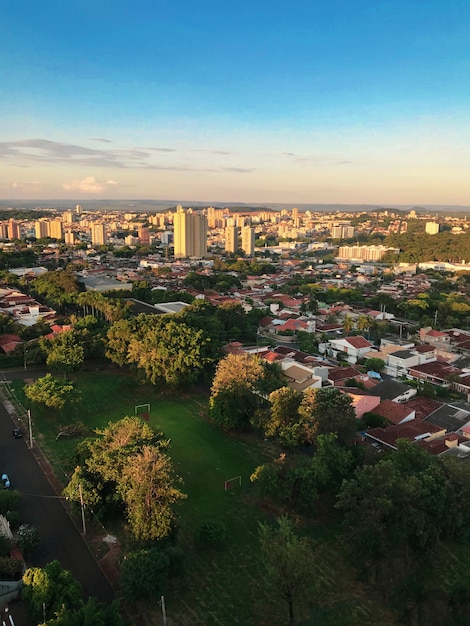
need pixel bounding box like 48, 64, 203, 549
12, 372, 396, 625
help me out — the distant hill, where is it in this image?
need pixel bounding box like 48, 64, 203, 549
0, 199, 469, 214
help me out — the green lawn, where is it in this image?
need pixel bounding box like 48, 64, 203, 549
12, 372, 396, 625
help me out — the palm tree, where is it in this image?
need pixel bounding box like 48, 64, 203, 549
343, 315, 353, 336
357, 315, 372, 337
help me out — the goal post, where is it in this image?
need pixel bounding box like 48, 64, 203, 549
135, 403, 151, 415
135, 404, 151, 421
224, 476, 242, 491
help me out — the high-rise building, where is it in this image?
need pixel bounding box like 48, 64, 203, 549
241, 226, 255, 256
173, 207, 207, 258
63, 210, 75, 224
138, 225, 150, 245
64, 231, 75, 245
425, 222, 440, 235
75, 204, 82, 215
35, 220, 49, 239
291, 207, 300, 228
49, 219, 64, 240
225, 225, 238, 253
8, 219, 20, 240
207, 206, 216, 229
0, 223, 9, 239
331, 225, 355, 239
92, 223, 107, 245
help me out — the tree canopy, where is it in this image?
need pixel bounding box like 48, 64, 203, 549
40, 331, 85, 377
64, 417, 185, 541
259, 516, 317, 625
209, 353, 283, 429
25, 374, 78, 409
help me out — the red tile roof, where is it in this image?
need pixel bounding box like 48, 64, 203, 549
328, 366, 362, 382
402, 397, 443, 420
280, 319, 308, 332
426, 329, 447, 337
374, 400, 414, 425
414, 344, 435, 353
344, 336, 373, 349
0, 334, 22, 346
408, 361, 462, 380
367, 420, 443, 448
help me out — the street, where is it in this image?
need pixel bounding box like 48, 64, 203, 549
0, 396, 115, 605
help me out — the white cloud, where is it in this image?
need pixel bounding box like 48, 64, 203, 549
1, 181, 43, 191
62, 176, 118, 194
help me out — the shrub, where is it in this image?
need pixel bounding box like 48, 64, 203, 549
0, 490, 20, 515
5, 511, 21, 530
0, 557, 24, 580
15, 525, 39, 558
120, 547, 170, 601
0, 536, 11, 557
195, 521, 227, 549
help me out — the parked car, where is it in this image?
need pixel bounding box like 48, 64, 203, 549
1, 474, 10, 489
12, 428, 23, 439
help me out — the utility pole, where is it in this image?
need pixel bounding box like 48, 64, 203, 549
78, 483, 86, 535
160, 596, 168, 626
27, 410, 33, 449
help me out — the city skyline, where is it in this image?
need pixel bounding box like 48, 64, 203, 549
2, 1, 470, 204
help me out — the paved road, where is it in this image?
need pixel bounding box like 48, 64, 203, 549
0, 400, 115, 605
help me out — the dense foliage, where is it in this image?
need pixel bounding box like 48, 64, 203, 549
64, 417, 185, 541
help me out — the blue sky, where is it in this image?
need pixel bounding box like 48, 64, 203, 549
1, 0, 470, 203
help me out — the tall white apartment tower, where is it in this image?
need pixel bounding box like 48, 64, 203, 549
241, 226, 255, 256
92, 223, 107, 245
173, 207, 207, 258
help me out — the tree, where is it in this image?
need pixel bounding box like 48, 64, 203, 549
342, 315, 353, 335
48, 597, 124, 626
211, 353, 266, 397
310, 433, 355, 493
120, 445, 186, 541
41, 331, 84, 378
299, 387, 357, 446
65, 418, 185, 541
266, 387, 303, 446
127, 318, 215, 386
364, 357, 385, 373
357, 314, 372, 335
209, 353, 267, 429
120, 545, 184, 602
336, 440, 464, 585
23, 561, 82, 622
105, 318, 137, 366
25, 374, 78, 409
258, 516, 317, 625
216, 301, 247, 340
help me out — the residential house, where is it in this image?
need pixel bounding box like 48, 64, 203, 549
340, 387, 381, 419
419, 327, 451, 347
328, 335, 374, 364
373, 399, 416, 425
365, 420, 446, 450
407, 361, 462, 386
